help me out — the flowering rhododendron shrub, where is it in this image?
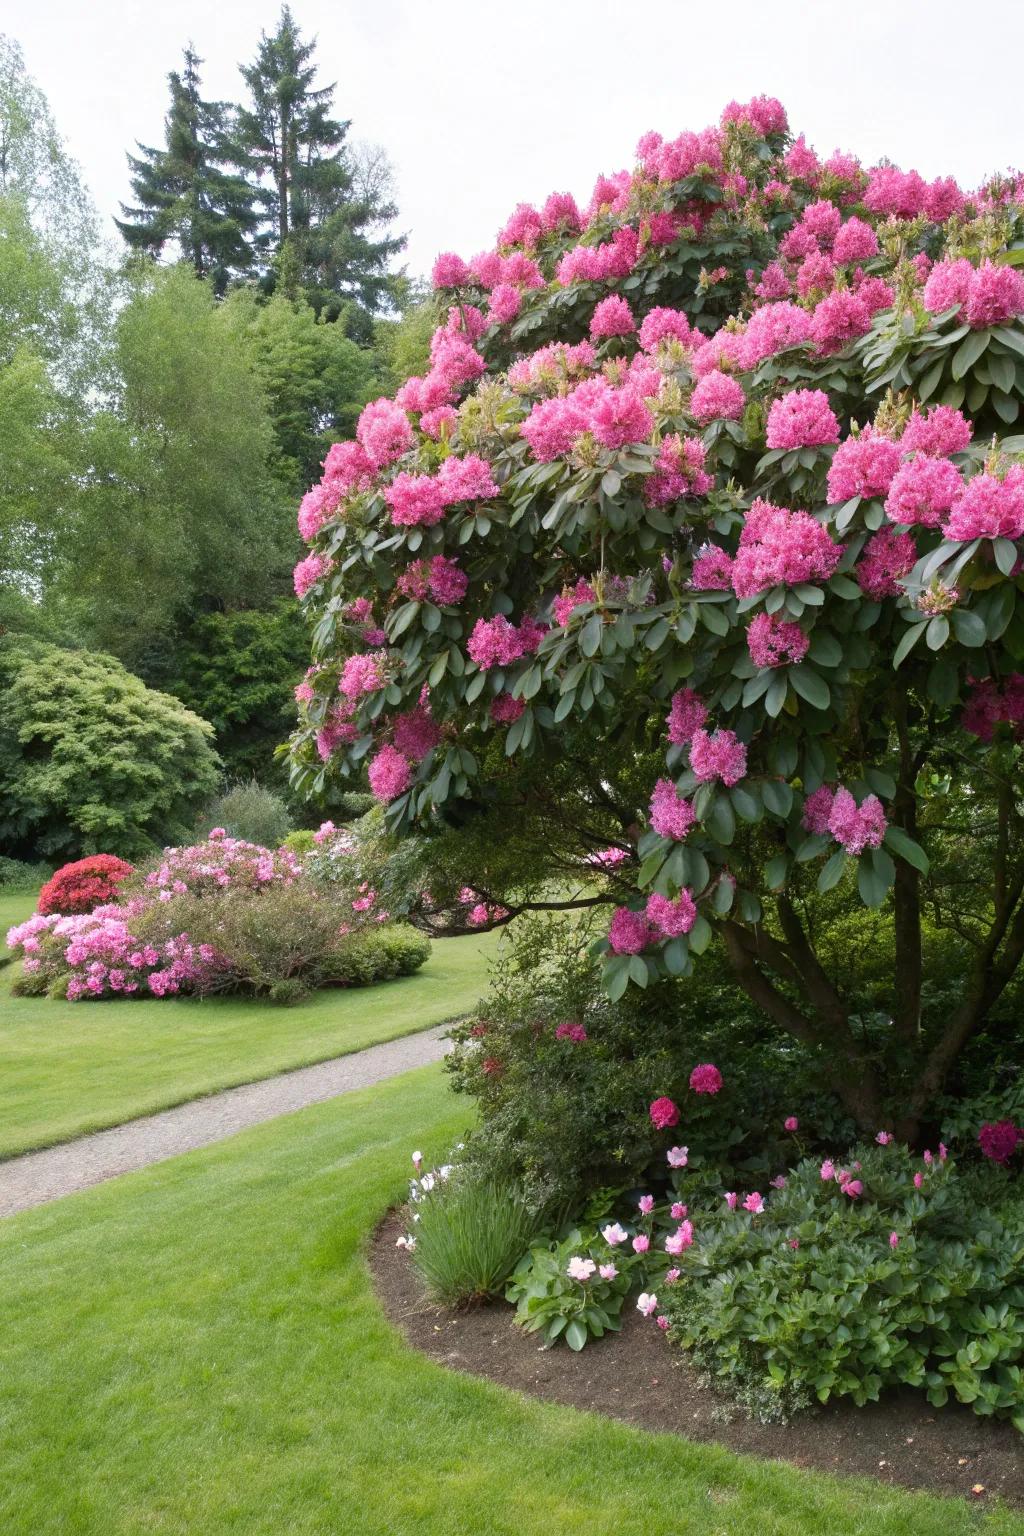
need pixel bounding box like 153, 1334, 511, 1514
37, 855, 134, 916
290, 95, 1024, 1137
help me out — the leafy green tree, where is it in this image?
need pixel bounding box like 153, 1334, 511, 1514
56, 264, 294, 671
230, 6, 404, 316
0, 636, 220, 861
116, 46, 257, 294
166, 602, 309, 781
222, 287, 377, 489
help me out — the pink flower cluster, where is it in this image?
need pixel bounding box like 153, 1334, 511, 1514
384, 454, 499, 528
731, 500, 842, 596
644, 435, 712, 505
765, 389, 840, 450
467, 613, 545, 670
666, 688, 708, 746
649, 778, 696, 840
520, 379, 654, 461
802, 785, 888, 854
690, 728, 747, 786
396, 555, 469, 605
962, 674, 1024, 742
746, 612, 809, 668
923, 259, 1024, 329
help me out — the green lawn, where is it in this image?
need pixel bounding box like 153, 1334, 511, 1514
1, 1064, 1020, 1536
0, 891, 499, 1159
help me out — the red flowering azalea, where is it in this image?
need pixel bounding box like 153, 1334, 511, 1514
37, 855, 134, 916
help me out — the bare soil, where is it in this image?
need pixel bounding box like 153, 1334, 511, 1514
369, 1210, 1024, 1507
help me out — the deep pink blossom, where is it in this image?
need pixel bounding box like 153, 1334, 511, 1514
827, 788, 887, 853
979, 1120, 1022, 1163
802, 785, 836, 835
356, 398, 415, 469
650, 1096, 680, 1130
368, 745, 412, 802
923, 258, 974, 314
810, 290, 872, 354
649, 779, 696, 841
467, 615, 525, 670
945, 471, 1024, 541
765, 389, 839, 449
608, 907, 656, 954
901, 406, 972, 459
690, 370, 745, 424
732, 500, 842, 595
746, 612, 809, 668
667, 688, 708, 746
690, 728, 747, 786
885, 454, 963, 527
738, 302, 812, 368
827, 430, 901, 502
689, 1062, 723, 1095
857, 528, 916, 600
690, 545, 734, 589
833, 217, 879, 264
638, 307, 692, 352
964, 262, 1024, 329
646, 889, 697, 937
590, 294, 635, 339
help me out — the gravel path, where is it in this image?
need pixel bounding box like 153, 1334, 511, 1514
0, 1025, 451, 1219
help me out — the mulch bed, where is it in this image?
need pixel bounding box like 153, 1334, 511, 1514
369, 1211, 1024, 1506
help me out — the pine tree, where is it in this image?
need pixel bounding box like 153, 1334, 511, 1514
116, 47, 257, 292
230, 7, 404, 319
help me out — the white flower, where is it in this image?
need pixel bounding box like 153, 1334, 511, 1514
420, 1173, 435, 1193
412, 1150, 423, 1170
636, 1292, 658, 1317
567, 1256, 597, 1282
601, 1222, 629, 1246
395, 1234, 416, 1251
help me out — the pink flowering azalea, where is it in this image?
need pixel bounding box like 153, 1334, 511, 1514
636, 1292, 658, 1317
731, 500, 842, 595
356, 397, 414, 469
820, 1160, 835, 1181
554, 1021, 588, 1043
607, 907, 655, 954
638, 1194, 655, 1214
827, 788, 887, 854
667, 1146, 689, 1169
632, 1233, 651, 1254
889, 1232, 900, 1249
826, 430, 901, 503
857, 528, 916, 600
978, 1119, 1022, 1164
841, 1179, 863, 1198
598, 1262, 618, 1281
638, 307, 692, 352
901, 406, 972, 459
876, 1131, 892, 1145
945, 471, 1024, 542
885, 455, 963, 528
743, 1192, 765, 1214
724, 1191, 738, 1209
649, 779, 696, 840
601, 1222, 628, 1246
784, 1116, 799, 1132
670, 1201, 687, 1219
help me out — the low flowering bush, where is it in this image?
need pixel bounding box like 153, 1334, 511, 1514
659, 1140, 1024, 1430
37, 855, 134, 916
7, 829, 430, 1003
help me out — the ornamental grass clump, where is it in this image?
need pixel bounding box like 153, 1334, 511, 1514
289, 92, 1024, 1144
405, 1163, 536, 1306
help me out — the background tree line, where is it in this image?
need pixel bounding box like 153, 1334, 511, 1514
0, 17, 434, 857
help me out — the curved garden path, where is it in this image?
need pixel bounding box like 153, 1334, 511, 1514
0, 1024, 450, 1218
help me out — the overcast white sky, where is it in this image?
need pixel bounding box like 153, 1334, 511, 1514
5, 0, 1022, 281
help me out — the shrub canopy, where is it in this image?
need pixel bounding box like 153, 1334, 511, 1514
0, 637, 220, 860
289, 96, 1024, 1135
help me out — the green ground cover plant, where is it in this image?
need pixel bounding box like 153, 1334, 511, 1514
1, 1064, 1021, 1536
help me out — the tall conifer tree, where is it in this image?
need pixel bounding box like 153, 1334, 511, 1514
117, 47, 256, 292
230, 7, 404, 320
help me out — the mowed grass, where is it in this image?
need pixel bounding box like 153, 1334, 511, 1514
0, 891, 498, 1159
1, 1065, 1021, 1536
